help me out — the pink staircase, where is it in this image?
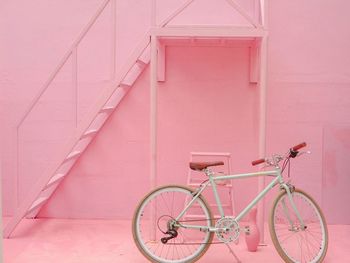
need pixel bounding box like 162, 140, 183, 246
3, 0, 151, 237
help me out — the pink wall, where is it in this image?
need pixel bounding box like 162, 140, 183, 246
1, 0, 350, 224
39, 43, 259, 219
267, 0, 350, 224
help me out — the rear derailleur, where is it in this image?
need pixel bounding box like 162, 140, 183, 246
161, 229, 178, 244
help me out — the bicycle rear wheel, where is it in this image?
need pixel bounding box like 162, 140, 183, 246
132, 185, 214, 263
269, 189, 328, 263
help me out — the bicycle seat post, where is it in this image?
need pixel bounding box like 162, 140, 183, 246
203, 168, 213, 177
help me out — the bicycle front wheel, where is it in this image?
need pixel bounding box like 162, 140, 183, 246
269, 189, 328, 263
132, 185, 214, 263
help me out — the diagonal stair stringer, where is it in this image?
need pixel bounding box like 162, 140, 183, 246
3, 33, 151, 238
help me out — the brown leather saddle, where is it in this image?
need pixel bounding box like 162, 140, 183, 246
189, 161, 224, 171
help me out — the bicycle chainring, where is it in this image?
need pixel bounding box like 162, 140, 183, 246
215, 217, 240, 243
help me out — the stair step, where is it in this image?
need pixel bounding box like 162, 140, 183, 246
136, 59, 147, 67
43, 173, 67, 190
106, 85, 130, 107
99, 105, 115, 113
26, 197, 49, 215
137, 44, 151, 65
64, 151, 82, 162
81, 129, 99, 139
121, 63, 143, 86
119, 83, 131, 88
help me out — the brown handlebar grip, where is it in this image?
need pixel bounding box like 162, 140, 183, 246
292, 142, 307, 151
252, 158, 265, 166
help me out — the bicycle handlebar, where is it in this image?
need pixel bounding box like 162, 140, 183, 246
251, 142, 307, 166
291, 142, 307, 151
252, 158, 265, 166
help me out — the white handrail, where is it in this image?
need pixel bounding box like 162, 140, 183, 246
159, 0, 195, 27
225, 0, 260, 28
16, 0, 112, 129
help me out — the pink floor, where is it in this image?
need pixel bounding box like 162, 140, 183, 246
2, 218, 349, 262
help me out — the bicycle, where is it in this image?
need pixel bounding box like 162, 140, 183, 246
132, 143, 328, 262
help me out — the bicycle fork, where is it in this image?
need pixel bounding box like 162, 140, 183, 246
280, 183, 306, 230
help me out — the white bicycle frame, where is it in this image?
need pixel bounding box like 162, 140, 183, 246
174, 167, 305, 232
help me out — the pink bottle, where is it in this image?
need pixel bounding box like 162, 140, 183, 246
245, 207, 260, 252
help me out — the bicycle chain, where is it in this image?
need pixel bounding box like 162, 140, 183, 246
167, 217, 229, 245
177, 217, 220, 223
163, 241, 225, 245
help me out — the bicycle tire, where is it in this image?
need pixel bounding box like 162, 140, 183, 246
132, 185, 214, 263
269, 188, 328, 263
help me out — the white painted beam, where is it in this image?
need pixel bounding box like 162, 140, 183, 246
249, 41, 259, 83
72, 47, 78, 126
157, 41, 166, 82
257, 35, 268, 244
254, 0, 262, 26
151, 0, 156, 26
257, 0, 269, 245
0, 159, 3, 260
110, 0, 117, 80
152, 26, 266, 38
150, 33, 158, 241
260, 0, 266, 27
150, 34, 158, 191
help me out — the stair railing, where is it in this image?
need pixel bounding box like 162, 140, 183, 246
13, 0, 115, 207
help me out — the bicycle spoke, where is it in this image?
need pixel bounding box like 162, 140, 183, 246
270, 190, 327, 263
161, 193, 172, 216
280, 231, 297, 243
133, 186, 213, 262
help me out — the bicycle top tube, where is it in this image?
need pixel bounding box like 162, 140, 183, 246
191, 142, 308, 179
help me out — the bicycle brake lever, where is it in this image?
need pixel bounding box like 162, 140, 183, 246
298, 150, 311, 156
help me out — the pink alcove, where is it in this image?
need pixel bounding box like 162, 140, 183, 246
1, 0, 350, 226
